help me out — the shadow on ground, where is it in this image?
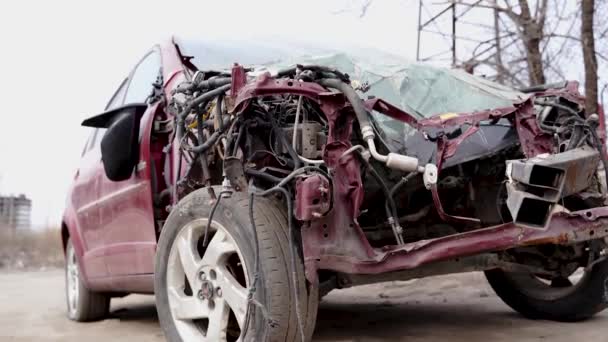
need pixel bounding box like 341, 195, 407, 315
313, 300, 523, 341
110, 303, 159, 324
105, 294, 582, 341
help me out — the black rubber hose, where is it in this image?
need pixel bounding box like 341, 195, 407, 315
519, 81, 568, 93
252, 166, 330, 192
534, 100, 582, 117
176, 84, 231, 141
202, 191, 231, 247
389, 173, 416, 199
174, 77, 231, 94
195, 102, 212, 183
195, 101, 209, 144
270, 117, 302, 169
186, 84, 231, 115
318, 78, 372, 136
190, 131, 222, 153
276, 65, 350, 83
384, 172, 416, 227
232, 125, 246, 157
275, 66, 297, 78
197, 77, 231, 90
566, 125, 585, 150
366, 162, 399, 222
244, 169, 284, 184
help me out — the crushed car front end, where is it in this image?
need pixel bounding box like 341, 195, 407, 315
173, 41, 608, 285
157, 40, 608, 339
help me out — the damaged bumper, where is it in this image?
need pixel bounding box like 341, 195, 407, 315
505, 146, 601, 228
304, 206, 608, 279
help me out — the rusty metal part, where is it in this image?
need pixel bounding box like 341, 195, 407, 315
508, 147, 600, 198
505, 182, 555, 228
537, 147, 599, 197
233, 73, 329, 114
295, 173, 331, 221
301, 205, 608, 282
223, 157, 247, 192
299, 122, 324, 159
505, 146, 600, 227
281, 122, 325, 159
230, 64, 247, 97
336, 253, 558, 289
507, 160, 564, 201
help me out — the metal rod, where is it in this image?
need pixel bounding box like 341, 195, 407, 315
420, 3, 452, 29
416, 0, 423, 61
452, 3, 457, 66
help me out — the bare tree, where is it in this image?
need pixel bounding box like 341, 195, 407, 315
516, 0, 547, 84
447, 0, 568, 86
343, 0, 607, 102
331, 0, 374, 18
581, 0, 598, 115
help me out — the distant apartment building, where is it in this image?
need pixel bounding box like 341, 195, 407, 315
0, 194, 31, 229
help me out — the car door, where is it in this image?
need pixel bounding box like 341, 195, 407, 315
71, 128, 106, 278
97, 49, 161, 277
72, 77, 130, 279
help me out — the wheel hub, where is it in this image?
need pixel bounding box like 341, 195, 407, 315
199, 280, 215, 300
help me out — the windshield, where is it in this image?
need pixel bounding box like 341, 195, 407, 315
177, 39, 526, 119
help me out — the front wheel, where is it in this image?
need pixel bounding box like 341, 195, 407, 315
485, 257, 608, 322
155, 189, 318, 341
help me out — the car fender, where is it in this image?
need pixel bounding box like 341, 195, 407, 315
61, 205, 95, 288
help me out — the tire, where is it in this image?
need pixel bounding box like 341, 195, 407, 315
485, 258, 608, 322
65, 239, 110, 322
155, 188, 318, 342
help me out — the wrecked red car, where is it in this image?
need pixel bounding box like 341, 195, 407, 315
63, 38, 608, 342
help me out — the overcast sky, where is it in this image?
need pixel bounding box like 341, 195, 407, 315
0, 0, 426, 227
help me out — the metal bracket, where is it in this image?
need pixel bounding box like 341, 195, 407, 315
423, 164, 438, 189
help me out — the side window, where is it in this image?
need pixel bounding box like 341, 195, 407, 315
124, 50, 161, 104
105, 78, 128, 110
81, 128, 107, 156
90, 128, 107, 151
81, 129, 96, 156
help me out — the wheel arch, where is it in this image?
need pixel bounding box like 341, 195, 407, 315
61, 221, 70, 254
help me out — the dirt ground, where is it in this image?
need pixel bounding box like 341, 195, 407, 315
1, 269, 607, 342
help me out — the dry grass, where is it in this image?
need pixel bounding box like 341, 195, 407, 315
0, 227, 64, 270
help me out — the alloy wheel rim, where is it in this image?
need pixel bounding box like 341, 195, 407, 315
66, 244, 79, 316
167, 219, 250, 342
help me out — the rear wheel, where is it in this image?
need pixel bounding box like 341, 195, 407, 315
65, 239, 110, 321
155, 189, 318, 341
485, 257, 608, 321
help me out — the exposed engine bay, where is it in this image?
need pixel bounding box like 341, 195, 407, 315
158, 56, 608, 288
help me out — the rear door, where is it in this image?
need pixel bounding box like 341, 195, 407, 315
98, 49, 162, 276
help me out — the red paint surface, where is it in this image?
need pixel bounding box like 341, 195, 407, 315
303, 206, 608, 279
